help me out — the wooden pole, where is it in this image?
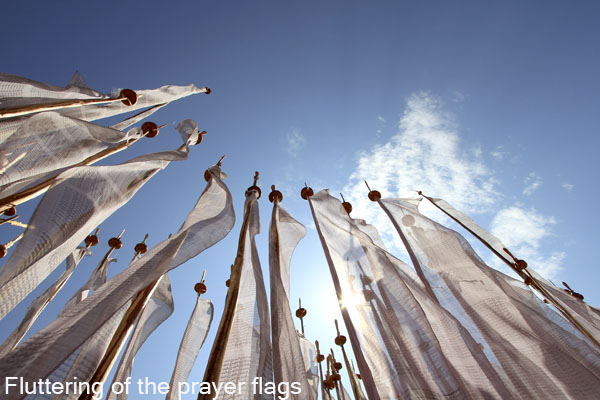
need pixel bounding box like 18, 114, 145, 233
79, 276, 163, 400
0, 89, 138, 120
198, 173, 259, 400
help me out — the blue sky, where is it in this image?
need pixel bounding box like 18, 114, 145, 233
2, 1, 600, 398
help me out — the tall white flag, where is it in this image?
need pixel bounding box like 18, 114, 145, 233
269, 198, 313, 400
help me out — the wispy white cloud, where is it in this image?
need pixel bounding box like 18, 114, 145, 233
376, 115, 386, 136
561, 182, 574, 192
285, 128, 306, 157
491, 207, 564, 278
451, 90, 467, 103
523, 172, 542, 196
342, 92, 565, 279
490, 146, 508, 160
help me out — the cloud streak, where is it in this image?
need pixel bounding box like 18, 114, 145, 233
523, 172, 542, 196
285, 128, 306, 157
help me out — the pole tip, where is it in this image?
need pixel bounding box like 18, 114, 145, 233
246, 171, 261, 198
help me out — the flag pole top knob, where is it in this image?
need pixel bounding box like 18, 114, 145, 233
134, 233, 149, 255
141, 122, 159, 138
204, 156, 226, 182
0, 244, 6, 258
301, 184, 314, 200
340, 193, 352, 214
295, 307, 307, 318
85, 232, 99, 247
335, 335, 347, 346
324, 377, 335, 390
296, 297, 307, 318
515, 259, 527, 271
364, 181, 381, 201
368, 190, 381, 202
194, 282, 207, 294
2, 206, 16, 217
108, 233, 123, 249
203, 87, 212, 95
269, 185, 283, 203
119, 89, 138, 106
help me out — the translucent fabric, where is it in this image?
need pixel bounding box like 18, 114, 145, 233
0, 122, 202, 320
308, 190, 513, 400
166, 297, 213, 400
0, 72, 105, 110
0, 248, 87, 356
59, 83, 209, 124
268, 200, 313, 400
0, 72, 207, 142
296, 334, 319, 400
0, 165, 234, 399
378, 197, 600, 398
58, 256, 117, 317
57, 300, 132, 398
215, 191, 273, 400
108, 275, 174, 400
425, 196, 600, 343
0, 111, 142, 199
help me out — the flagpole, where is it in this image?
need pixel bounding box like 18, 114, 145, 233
198, 172, 260, 400
131, 233, 149, 263
0, 232, 24, 258
296, 298, 307, 336
79, 276, 163, 400
315, 340, 332, 400
0, 123, 166, 213
0, 89, 138, 119
335, 320, 362, 400
0, 215, 28, 228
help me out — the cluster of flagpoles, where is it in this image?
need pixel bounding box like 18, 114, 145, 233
2, 71, 600, 400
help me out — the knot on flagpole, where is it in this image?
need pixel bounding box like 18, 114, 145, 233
119, 89, 138, 106
301, 183, 314, 200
